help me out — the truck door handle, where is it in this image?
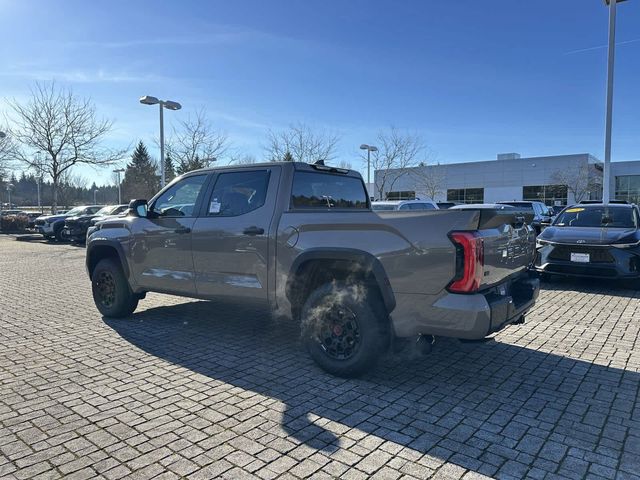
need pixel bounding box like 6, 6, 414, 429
174, 227, 191, 234
243, 226, 264, 236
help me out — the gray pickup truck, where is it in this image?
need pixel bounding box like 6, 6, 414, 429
86, 162, 539, 376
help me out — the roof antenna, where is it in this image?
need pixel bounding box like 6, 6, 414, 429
314, 159, 325, 166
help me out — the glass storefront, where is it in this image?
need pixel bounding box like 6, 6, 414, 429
447, 188, 484, 204
615, 175, 640, 204
522, 185, 568, 206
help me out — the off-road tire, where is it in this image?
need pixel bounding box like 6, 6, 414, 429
301, 282, 389, 377
91, 258, 139, 318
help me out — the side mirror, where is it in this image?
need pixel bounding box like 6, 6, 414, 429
128, 199, 148, 218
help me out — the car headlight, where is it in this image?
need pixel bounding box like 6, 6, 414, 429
612, 240, 640, 249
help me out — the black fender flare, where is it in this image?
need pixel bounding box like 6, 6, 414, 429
86, 239, 130, 280
287, 248, 396, 313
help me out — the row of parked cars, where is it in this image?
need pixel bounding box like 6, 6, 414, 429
32, 204, 128, 242
372, 199, 555, 233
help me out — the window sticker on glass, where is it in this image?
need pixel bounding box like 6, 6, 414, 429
209, 199, 221, 214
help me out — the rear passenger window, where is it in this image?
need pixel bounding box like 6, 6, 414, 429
291, 172, 368, 209
207, 170, 270, 217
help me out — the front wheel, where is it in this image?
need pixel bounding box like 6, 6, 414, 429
54, 225, 68, 242
301, 282, 389, 377
92, 258, 138, 317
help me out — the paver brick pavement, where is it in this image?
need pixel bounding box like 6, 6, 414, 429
1, 236, 640, 478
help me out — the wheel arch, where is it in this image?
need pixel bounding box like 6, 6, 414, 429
86, 240, 130, 280
286, 248, 396, 319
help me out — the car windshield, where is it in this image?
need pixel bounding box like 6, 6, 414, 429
65, 207, 83, 216
371, 204, 397, 211
96, 206, 113, 216
554, 206, 637, 228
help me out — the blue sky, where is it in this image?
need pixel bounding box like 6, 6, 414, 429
1, 0, 639, 185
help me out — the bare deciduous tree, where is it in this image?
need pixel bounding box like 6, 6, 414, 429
411, 162, 446, 200
551, 163, 600, 203
0, 129, 15, 177
167, 109, 229, 174
369, 127, 425, 200
6, 82, 124, 212
265, 122, 339, 163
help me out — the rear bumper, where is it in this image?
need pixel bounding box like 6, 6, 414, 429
391, 273, 539, 339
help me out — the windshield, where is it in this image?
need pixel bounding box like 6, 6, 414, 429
371, 204, 397, 211
64, 207, 83, 216
554, 206, 637, 228
96, 206, 113, 216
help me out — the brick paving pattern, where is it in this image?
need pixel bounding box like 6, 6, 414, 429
1, 235, 639, 479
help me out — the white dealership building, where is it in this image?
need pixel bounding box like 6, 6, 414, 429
374, 152, 640, 206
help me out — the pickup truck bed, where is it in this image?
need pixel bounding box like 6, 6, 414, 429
86, 161, 539, 377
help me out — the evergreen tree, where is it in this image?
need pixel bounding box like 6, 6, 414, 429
176, 154, 207, 175
164, 153, 176, 183
121, 141, 160, 201
282, 150, 294, 162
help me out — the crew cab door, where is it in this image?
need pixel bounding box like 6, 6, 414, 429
191, 167, 280, 300
129, 174, 209, 294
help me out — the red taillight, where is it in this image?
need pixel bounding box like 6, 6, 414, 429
447, 231, 484, 293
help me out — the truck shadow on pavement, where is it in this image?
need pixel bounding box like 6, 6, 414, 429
105, 299, 639, 479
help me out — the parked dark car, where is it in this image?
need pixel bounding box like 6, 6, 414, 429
85, 204, 129, 238
63, 205, 126, 243
497, 201, 553, 234
535, 203, 640, 280
34, 205, 103, 241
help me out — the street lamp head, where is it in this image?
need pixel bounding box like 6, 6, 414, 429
113, 168, 125, 173
139, 95, 160, 106
603, 0, 628, 4
369, 146, 378, 152
360, 144, 369, 150
163, 100, 182, 111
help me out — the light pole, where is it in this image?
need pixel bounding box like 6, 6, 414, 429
113, 168, 125, 204
359, 144, 378, 194
602, 0, 628, 204
7, 183, 14, 208
94, 189, 98, 204
139, 95, 182, 188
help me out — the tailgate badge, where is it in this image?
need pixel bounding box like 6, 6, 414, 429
499, 285, 507, 296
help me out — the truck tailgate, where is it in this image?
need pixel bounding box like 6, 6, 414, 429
473, 208, 536, 289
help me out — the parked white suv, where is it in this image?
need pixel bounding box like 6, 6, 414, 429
371, 199, 439, 211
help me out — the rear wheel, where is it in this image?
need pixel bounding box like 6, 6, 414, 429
301, 282, 389, 377
92, 258, 138, 317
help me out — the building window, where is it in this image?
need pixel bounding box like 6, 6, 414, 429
615, 175, 640, 204
522, 185, 568, 206
447, 188, 484, 204
386, 190, 415, 200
